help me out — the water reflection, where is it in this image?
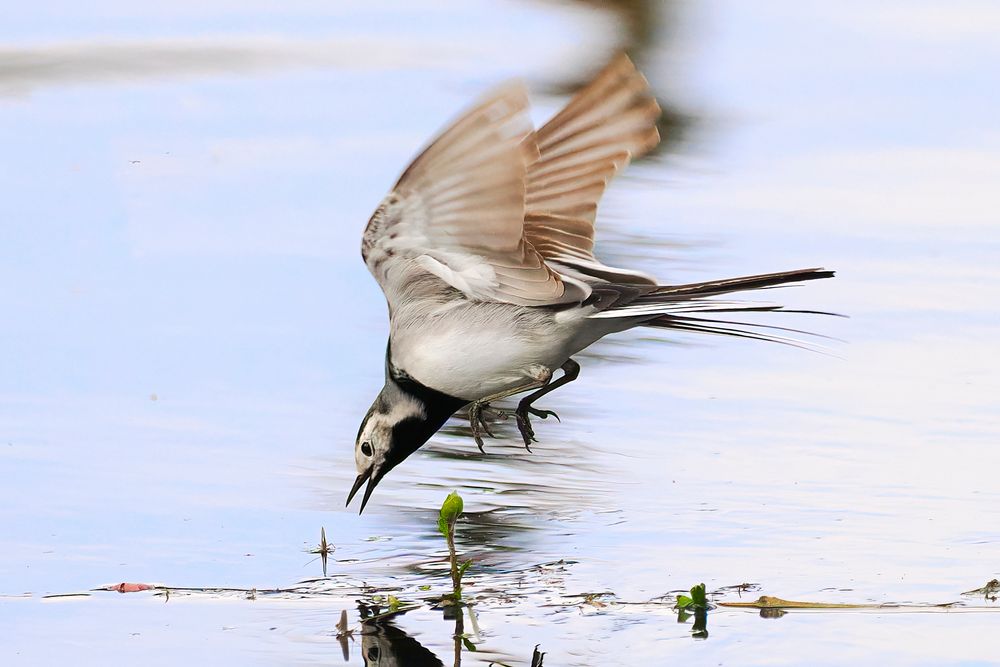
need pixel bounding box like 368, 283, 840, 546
676, 607, 709, 639
358, 621, 444, 667
537, 0, 693, 156
0, 38, 459, 96
352, 605, 484, 667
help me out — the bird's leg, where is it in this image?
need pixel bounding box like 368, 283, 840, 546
467, 366, 553, 453
513, 359, 581, 449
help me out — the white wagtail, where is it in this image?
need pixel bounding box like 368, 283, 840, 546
346, 55, 834, 512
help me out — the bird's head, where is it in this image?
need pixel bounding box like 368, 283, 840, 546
346, 388, 435, 513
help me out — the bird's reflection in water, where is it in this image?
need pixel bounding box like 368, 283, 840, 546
351, 606, 483, 667
358, 622, 444, 667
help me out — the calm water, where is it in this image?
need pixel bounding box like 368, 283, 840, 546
3, 1, 1000, 665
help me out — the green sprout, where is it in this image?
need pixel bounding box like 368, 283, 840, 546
675, 582, 708, 611
675, 583, 710, 639
438, 491, 472, 602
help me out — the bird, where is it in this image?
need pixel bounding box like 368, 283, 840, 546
346, 54, 834, 512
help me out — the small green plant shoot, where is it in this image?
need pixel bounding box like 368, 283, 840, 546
675, 583, 708, 611
438, 491, 472, 602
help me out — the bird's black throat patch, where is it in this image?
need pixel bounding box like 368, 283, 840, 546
384, 342, 467, 427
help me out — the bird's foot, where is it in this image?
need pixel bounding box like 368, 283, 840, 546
468, 402, 508, 453
513, 403, 559, 451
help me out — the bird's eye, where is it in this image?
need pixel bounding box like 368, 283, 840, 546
361, 441, 373, 457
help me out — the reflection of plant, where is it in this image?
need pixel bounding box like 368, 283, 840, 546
439, 491, 472, 602
675, 583, 710, 639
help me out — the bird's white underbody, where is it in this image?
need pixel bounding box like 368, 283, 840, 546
388, 270, 622, 401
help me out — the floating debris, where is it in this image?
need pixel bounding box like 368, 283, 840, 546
100, 583, 155, 594
718, 595, 964, 610
716, 582, 761, 597
962, 579, 1000, 599
40, 592, 91, 600
358, 598, 421, 625
720, 596, 870, 609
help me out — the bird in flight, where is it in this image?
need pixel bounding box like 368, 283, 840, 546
347, 55, 833, 512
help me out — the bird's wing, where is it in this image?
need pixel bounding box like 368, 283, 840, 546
524, 54, 661, 286
362, 83, 591, 308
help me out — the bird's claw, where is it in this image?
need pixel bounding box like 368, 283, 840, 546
527, 407, 559, 423
470, 400, 557, 453
512, 402, 558, 451
513, 411, 536, 451
469, 402, 505, 452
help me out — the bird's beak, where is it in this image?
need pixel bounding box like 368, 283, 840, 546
345, 467, 385, 514
346, 471, 369, 508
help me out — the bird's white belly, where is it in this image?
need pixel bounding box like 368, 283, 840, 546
392, 314, 574, 401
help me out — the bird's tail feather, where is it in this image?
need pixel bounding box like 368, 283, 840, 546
644, 314, 839, 352
643, 267, 834, 298
589, 267, 838, 351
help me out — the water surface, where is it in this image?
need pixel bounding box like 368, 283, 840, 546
2, 1, 1000, 664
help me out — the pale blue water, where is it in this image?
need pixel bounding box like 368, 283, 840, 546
3, 1, 1000, 665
